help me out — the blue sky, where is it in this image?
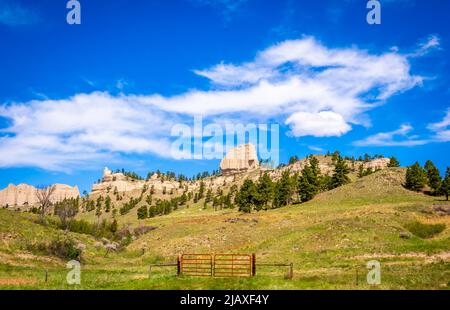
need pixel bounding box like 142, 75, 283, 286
0, 0, 449, 193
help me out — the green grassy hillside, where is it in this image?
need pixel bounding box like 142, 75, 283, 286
0, 168, 449, 289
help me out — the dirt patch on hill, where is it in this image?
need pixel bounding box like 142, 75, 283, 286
0, 278, 38, 286
0, 251, 61, 267
350, 251, 450, 263
432, 205, 450, 216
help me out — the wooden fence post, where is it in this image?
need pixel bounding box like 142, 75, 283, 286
288, 263, 293, 280
177, 254, 182, 276
148, 265, 152, 279
252, 253, 256, 276
45, 269, 48, 283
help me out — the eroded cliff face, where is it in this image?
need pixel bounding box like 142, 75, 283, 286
91, 167, 196, 196
90, 167, 239, 198
220, 144, 259, 175
89, 151, 391, 198
0, 183, 80, 208
270, 156, 391, 180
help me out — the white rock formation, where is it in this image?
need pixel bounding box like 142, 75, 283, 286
363, 158, 390, 170
220, 144, 259, 175
0, 183, 80, 208
92, 167, 144, 193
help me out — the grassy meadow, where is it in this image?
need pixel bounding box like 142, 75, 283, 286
0, 168, 449, 290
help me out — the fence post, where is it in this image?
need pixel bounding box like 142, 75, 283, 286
288, 263, 293, 280
148, 265, 152, 279
45, 269, 48, 283
177, 254, 182, 276
252, 253, 256, 276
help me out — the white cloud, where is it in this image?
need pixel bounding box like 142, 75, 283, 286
409, 35, 441, 57
354, 108, 450, 147
286, 111, 351, 137
187, 36, 423, 121
353, 124, 428, 147
308, 145, 324, 153
428, 108, 450, 131
0, 92, 174, 171
0, 36, 434, 171
428, 108, 450, 142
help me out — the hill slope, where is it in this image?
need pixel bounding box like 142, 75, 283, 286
0, 168, 449, 289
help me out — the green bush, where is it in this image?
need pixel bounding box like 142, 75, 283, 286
405, 221, 445, 239
26, 237, 82, 260
48, 238, 82, 260
64, 218, 117, 239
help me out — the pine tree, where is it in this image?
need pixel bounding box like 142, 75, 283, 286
439, 167, 450, 201
198, 181, 206, 199
223, 193, 233, 209
193, 192, 199, 203
104, 196, 111, 213
388, 157, 400, 167
146, 194, 153, 206
309, 156, 320, 176
405, 162, 427, 192
95, 201, 102, 224
137, 205, 148, 219
235, 179, 257, 213
289, 156, 299, 165
110, 219, 118, 233
180, 192, 187, 205
273, 171, 294, 208
205, 188, 213, 204
424, 160, 441, 194
331, 156, 350, 189
298, 156, 320, 203
212, 196, 220, 211
298, 168, 318, 203
357, 164, 365, 178
331, 151, 341, 163
255, 172, 274, 210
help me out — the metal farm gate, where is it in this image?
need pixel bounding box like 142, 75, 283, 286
213, 254, 254, 277
177, 253, 255, 278
179, 254, 213, 277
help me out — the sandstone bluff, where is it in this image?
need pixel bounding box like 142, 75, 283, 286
0, 144, 390, 208
220, 144, 259, 175
0, 184, 80, 209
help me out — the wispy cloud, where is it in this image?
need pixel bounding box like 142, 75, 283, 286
308, 145, 324, 153
428, 108, 450, 142
0, 92, 176, 171
0, 0, 38, 26
354, 108, 450, 147
353, 124, 428, 147
408, 34, 441, 57
0, 35, 434, 171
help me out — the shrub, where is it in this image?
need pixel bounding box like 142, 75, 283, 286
137, 205, 148, 219
405, 221, 445, 239
26, 237, 82, 260
120, 197, 141, 215
65, 218, 116, 239
48, 238, 82, 259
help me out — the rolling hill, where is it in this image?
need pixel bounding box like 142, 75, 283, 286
0, 168, 449, 289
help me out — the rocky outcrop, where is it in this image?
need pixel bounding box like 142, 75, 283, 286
0, 183, 80, 208
91, 167, 196, 195
271, 156, 391, 180
92, 167, 145, 193
363, 158, 390, 170
220, 144, 259, 175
